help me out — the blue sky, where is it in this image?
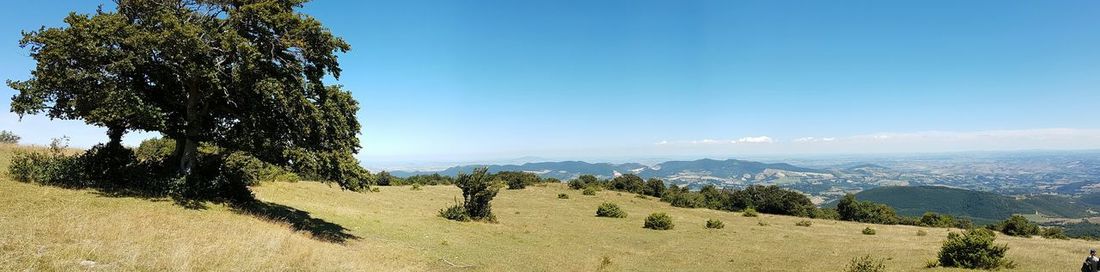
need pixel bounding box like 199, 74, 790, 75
3, 1, 1100, 169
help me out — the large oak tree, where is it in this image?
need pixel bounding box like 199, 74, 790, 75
7, 0, 370, 190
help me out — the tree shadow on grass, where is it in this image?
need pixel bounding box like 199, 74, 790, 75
230, 200, 359, 244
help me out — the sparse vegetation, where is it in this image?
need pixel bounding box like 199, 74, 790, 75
862, 227, 876, 235
992, 215, 1040, 237
0, 130, 19, 144
742, 208, 759, 217
1040, 227, 1068, 240
936, 228, 1013, 270
644, 213, 674, 230
796, 220, 812, 227
845, 255, 886, 272
596, 202, 627, 218
706, 219, 725, 229
450, 167, 500, 222
917, 229, 928, 236
582, 187, 597, 195
558, 193, 569, 199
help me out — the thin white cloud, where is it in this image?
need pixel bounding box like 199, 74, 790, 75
734, 136, 775, 144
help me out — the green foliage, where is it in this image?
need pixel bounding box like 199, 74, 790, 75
845, 255, 886, 272
725, 185, 814, 216
221, 152, 299, 186
665, 189, 706, 208
796, 220, 813, 227
596, 202, 627, 218
607, 174, 645, 193
397, 173, 454, 186
494, 171, 542, 190
582, 187, 597, 195
937, 229, 1012, 270
644, 178, 666, 197
837, 194, 898, 224
705, 219, 725, 229
1063, 221, 1100, 240
8, 0, 370, 192
920, 212, 956, 228
809, 208, 840, 220
374, 171, 396, 186
862, 227, 876, 235
993, 215, 1040, 237
135, 137, 175, 162
438, 202, 469, 222
453, 167, 499, 222
1039, 227, 1068, 240
569, 174, 598, 190
644, 213, 674, 230
852, 186, 1097, 223
742, 208, 759, 217
8, 140, 85, 187
0, 130, 20, 144
557, 193, 569, 199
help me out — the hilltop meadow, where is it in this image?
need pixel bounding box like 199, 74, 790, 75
1, 144, 1093, 272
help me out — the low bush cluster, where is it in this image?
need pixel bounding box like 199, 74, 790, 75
0, 130, 21, 144
558, 193, 569, 199
990, 215, 1040, 237
796, 220, 813, 227
596, 202, 627, 218
644, 213, 674, 230
862, 227, 876, 235
582, 187, 597, 195
742, 208, 759, 217
705, 219, 725, 229
936, 229, 1013, 270
845, 255, 886, 272
443, 167, 499, 222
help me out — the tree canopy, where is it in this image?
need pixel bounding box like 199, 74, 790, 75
8, 0, 369, 191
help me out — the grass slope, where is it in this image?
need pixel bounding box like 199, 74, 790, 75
0, 145, 1093, 271
1, 178, 1093, 271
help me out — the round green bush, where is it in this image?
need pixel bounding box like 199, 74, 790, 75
438, 204, 469, 222
937, 229, 1012, 269
596, 202, 627, 218
705, 219, 725, 229
742, 208, 759, 217
644, 213, 674, 230
862, 227, 876, 235
845, 255, 886, 272
582, 187, 597, 195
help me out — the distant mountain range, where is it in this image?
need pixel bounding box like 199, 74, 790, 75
848, 186, 1099, 224
391, 158, 832, 184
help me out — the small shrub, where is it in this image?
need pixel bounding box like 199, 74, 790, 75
1040, 227, 1068, 240
995, 215, 1040, 237
439, 203, 469, 222
597, 256, 612, 271
411, 184, 422, 190
596, 202, 627, 218
845, 255, 886, 272
757, 221, 769, 226
371, 187, 380, 192
862, 227, 876, 235
937, 228, 1012, 270
582, 187, 597, 195
558, 193, 569, 199
705, 219, 725, 229
454, 167, 499, 222
0, 130, 20, 144
742, 208, 759, 217
917, 230, 928, 236
635, 194, 648, 199
796, 220, 812, 227
644, 213, 674, 230
506, 178, 526, 190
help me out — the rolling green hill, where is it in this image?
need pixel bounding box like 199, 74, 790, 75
853, 186, 1098, 224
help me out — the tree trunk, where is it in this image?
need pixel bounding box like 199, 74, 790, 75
106, 126, 125, 148
174, 80, 202, 176
174, 137, 198, 176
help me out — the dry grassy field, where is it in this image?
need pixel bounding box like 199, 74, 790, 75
0, 144, 1095, 271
